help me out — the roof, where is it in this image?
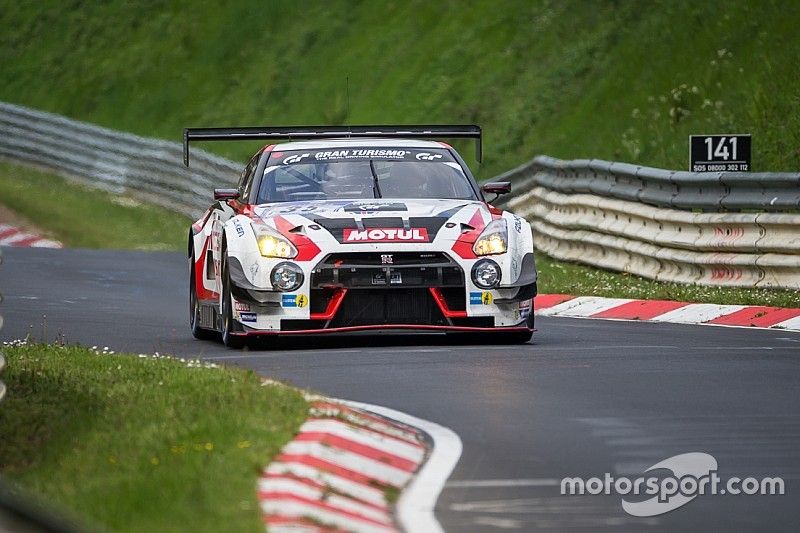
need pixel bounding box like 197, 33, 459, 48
267, 137, 446, 152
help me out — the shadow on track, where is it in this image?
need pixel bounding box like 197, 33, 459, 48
198, 331, 539, 353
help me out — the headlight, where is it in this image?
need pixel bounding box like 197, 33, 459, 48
473, 219, 508, 256
472, 259, 501, 289
256, 226, 297, 259
270, 262, 304, 291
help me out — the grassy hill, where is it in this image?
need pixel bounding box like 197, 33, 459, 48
2, 0, 799, 177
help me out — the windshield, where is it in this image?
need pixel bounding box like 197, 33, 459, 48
255, 147, 477, 203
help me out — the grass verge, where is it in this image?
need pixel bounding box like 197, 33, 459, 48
0, 341, 307, 532
0, 159, 189, 250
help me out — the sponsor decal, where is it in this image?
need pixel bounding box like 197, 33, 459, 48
380, 254, 393, 264
343, 228, 429, 243
283, 153, 311, 164
281, 294, 308, 308
313, 149, 409, 161
513, 216, 523, 233
470, 291, 493, 305
239, 312, 257, 323
342, 202, 408, 213
233, 219, 245, 237
234, 301, 251, 312
272, 148, 456, 165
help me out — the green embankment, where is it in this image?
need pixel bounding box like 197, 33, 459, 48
1, 0, 798, 305
1, 0, 798, 175
0, 342, 307, 532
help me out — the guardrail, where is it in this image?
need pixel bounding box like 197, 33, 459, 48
1, 101, 798, 289
0, 102, 240, 218
497, 157, 800, 289
497, 155, 800, 212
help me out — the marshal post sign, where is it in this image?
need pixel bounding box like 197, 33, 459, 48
690, 134, 751, 172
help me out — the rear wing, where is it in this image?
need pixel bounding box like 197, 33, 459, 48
183, 124, 482, 166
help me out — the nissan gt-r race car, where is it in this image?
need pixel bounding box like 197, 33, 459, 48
184, 125, 537, 348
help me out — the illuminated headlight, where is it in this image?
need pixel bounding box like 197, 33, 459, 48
256, 227, 297, 259
473, 219, 508, 256
472, 259, 501, 289
270, 262, 304, 291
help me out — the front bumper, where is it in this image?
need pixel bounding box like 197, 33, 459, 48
229, 251, 536, 332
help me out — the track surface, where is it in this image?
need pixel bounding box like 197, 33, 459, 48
2, 248, 799, 531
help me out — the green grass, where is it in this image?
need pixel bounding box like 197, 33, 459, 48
1, 1, 798, 178
0, 160, 189, 249
1, 1, 798, 304
0, 341, 307, 532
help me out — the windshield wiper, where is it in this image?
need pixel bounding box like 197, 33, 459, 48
369, 159, 382, 198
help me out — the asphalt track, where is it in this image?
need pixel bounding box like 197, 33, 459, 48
2, 247, 799, 531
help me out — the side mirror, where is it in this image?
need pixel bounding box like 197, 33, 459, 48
214, 188, 240, 201
481, 182, 511, 201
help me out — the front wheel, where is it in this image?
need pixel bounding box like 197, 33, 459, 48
220, 253, 245, 349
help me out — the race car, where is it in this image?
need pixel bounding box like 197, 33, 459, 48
184, 125, 537, 347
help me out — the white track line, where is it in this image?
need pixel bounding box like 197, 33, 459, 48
344, 400, 463, 533
650, 303, 745, 324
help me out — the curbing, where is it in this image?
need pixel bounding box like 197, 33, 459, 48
534, 294, 800, 331
258, 397, 461, 533
0, 224, 62, 249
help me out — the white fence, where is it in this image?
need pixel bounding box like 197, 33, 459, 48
0, 102, 240, 217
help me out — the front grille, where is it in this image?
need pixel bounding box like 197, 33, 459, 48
312, 252, 464, 289
329, 289, 447, 327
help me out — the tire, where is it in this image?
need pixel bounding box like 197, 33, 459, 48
189, 244, 217, 341
220, 251, 246, 349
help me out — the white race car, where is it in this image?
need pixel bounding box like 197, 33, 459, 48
184, 126, 537, 347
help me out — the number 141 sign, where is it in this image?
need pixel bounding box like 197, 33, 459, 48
690, 134, 751, 172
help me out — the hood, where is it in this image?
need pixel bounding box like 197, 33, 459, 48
253, 198, 485, 221
254, 199, 491, 246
